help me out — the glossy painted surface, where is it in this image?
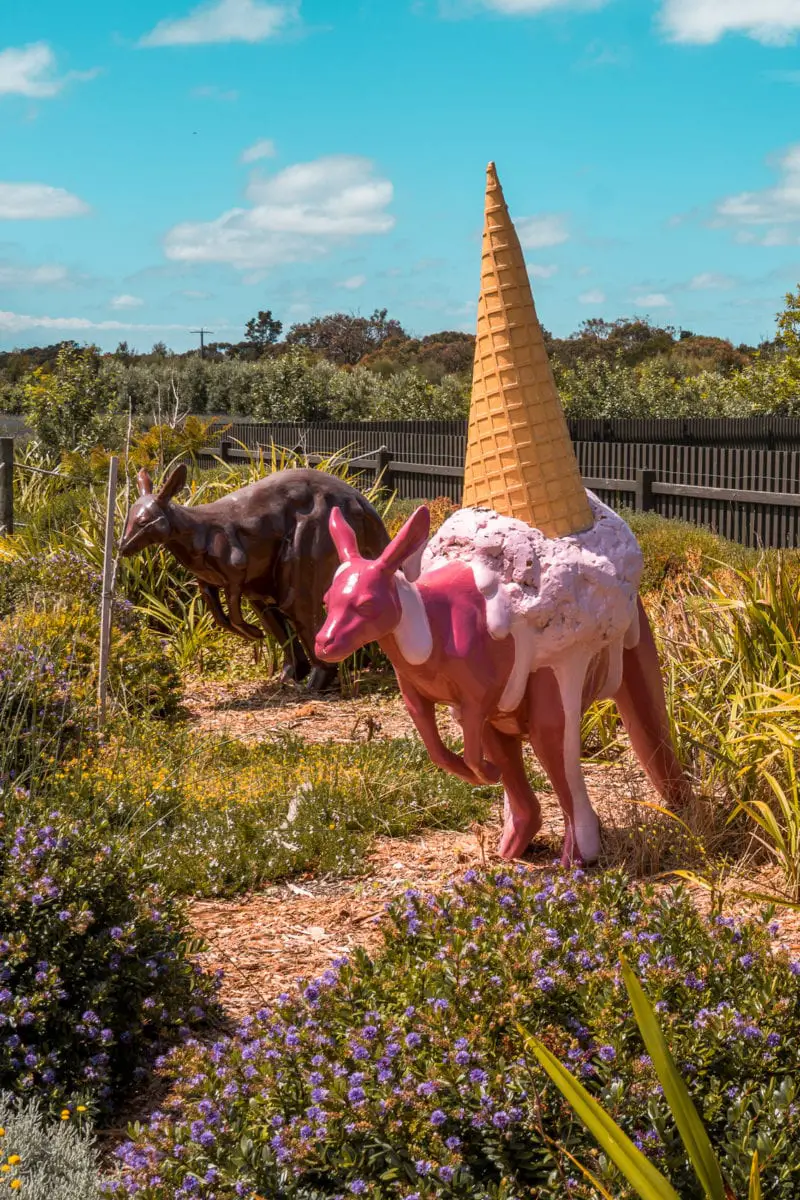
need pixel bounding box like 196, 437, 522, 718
317, 504, 690, 865
120, 466, 388, 689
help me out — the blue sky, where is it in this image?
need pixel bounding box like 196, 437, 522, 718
1, 0, 800, 353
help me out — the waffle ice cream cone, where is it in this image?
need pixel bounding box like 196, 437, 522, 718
463, 162, 593, 538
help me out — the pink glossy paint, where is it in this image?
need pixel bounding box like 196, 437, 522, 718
316, 504, 690, 866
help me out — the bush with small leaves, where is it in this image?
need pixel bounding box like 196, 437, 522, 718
0, 1092, 100, 1198
0, 813, 219, 1114
111, 869, 800, 1198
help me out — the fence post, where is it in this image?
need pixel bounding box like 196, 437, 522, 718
219, 437, 231, 463
97, 455, 119, 728
635, 468, 656, 513
376, 445, 394, 490
0, 438, 13, 536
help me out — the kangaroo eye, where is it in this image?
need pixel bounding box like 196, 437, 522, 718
356, 598, 378, 617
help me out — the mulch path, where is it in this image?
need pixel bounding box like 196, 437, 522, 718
182, 676, 462, 744
183, 678, 800, 1022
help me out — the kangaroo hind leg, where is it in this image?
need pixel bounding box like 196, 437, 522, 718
484, 725, 542, 861
614, 598, 691, 811
527, 659, 602, 868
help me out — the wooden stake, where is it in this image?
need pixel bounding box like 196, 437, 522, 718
98, 456, 119, 726
0, 438, 13, 536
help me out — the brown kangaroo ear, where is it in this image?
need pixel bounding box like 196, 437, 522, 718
329, 507, 361, 564
157, 463, 188, 504
137, 468, 153, 497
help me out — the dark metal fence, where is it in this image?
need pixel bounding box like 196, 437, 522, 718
211, 420, 800, 549
6, 414, 800, 548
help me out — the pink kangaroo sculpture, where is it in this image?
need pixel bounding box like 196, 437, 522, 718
315, 500, 690, 867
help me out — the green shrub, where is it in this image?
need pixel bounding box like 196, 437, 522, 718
623, 510, 758, 594
1, 598, 181, 723
20, 345, 121, 455
0, 1092, 100, 1198
0, 811, 218, 1114
49, 732, 494, 898
111, 869, 800, 1198
0, 629, 83, 788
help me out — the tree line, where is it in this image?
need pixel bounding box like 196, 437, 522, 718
1, 290, 798, 455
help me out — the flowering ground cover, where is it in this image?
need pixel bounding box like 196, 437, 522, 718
110, 868, 800, 1199
0, 812, 218, 1115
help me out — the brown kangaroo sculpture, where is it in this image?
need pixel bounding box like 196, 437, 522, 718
119, 465, 389, 690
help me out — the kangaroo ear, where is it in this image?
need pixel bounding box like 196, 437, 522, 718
137, 468, 153, 497
378, 506, 431, 576
329, 507, 361, 564
157, 463, 188, 504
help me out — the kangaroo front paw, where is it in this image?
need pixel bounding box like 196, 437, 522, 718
305, 665, 339, 693
233, 622, 265, 642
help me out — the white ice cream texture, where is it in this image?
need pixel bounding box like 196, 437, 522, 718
421, 492, 643, 712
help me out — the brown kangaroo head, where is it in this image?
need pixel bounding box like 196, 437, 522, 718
119, 464, 187, 557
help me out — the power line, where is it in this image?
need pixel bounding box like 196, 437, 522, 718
188, 328, 211, 355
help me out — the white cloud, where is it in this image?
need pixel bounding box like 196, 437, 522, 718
688, 272, 736, 290
516, 214, 569, 249
0, 262, 69, 286
527, 262, 559, 279
478, 0, 608, 13
337, 274, 366, 289
164, 155, 394, 269
660, 0, 800, 44
0, 42, 98, 98
0, 183, 89, 220
714, 144, 800, 245
141, 0, 296, 47
181, 289, 213, 299
634, 292, 672, 307
191, 84, 239, 101
241, 138, 277, 163
111, 294, 144, 309
579, 288, 606, 304
0, 311, 196, 334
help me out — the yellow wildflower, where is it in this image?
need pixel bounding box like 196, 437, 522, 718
10, 1181, 20, 1190
6, 1157, 19, 1166
60, 1109, 70, 1120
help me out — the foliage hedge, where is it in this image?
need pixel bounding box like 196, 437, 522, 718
110, 868, 800, 1199
0, 813, 218, 1114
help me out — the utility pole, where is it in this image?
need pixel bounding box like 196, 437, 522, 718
191, 327, 214, 359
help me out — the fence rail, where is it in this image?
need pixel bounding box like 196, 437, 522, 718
210, 422, 800, 549
7, 418, 800, 548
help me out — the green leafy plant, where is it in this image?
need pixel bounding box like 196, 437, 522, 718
0, 811, 218, 1114
525, 956, 762, 1200
110, 868, 800, 1198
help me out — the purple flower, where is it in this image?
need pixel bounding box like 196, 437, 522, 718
430, 1109, 447, 1127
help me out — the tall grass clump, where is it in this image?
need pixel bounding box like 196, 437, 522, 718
643, 553, 800, 899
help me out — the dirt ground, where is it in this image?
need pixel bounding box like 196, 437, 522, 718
183, 675, 800, 1021
182, 675, 461, 744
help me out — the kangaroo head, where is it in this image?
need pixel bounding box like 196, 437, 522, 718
119, 464, 187, 557
315, 505, 431, 663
